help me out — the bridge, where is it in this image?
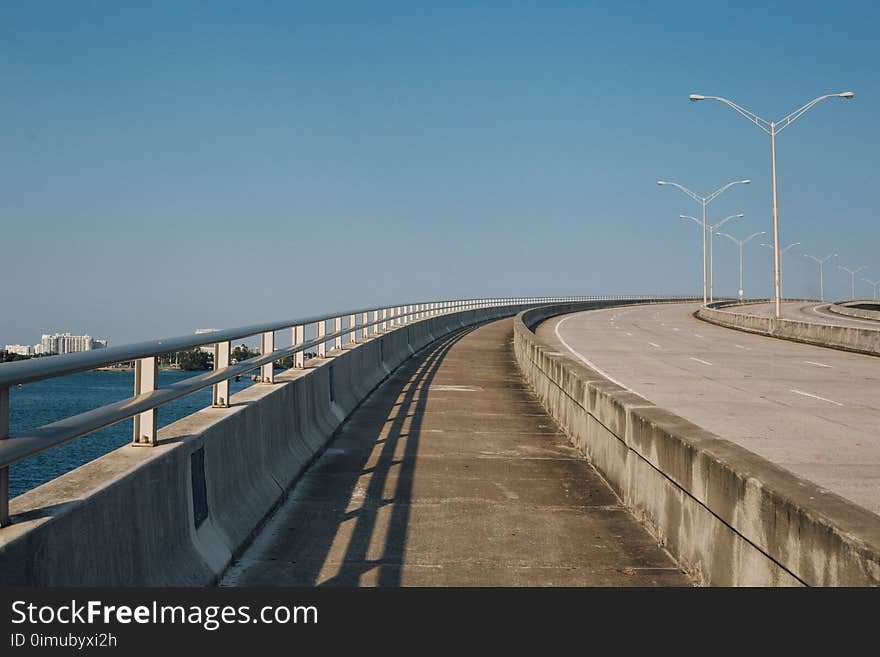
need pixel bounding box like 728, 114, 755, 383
1, 297, 879, 586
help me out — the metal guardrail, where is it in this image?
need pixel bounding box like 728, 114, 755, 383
0, 295, 691, 525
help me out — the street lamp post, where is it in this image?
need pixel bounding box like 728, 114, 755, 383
862, 278, 880, 300
838, 265, 867, 300
762, 242, 800, 299
682, 213, 743, 303
716, 231, 766, 301
688, 91, 855, 318
804, 253, 837, 302
658, 179, 751, 306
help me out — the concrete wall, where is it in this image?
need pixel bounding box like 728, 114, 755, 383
697, 305, 880, 357
0, 304, 531, 586
827, 301, 880, 322
513, 302, 880, 586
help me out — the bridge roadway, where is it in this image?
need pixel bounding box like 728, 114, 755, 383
735, 300, 880, 328
538, 302, 880, 516
221, 318, 690, 586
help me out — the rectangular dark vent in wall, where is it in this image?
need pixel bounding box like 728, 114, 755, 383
191, 446, 209, 529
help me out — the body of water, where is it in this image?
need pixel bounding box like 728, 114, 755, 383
7, 369, 257, 498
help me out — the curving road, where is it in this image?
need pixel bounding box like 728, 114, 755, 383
536, 302, 880, 516
734, 301, 880, 328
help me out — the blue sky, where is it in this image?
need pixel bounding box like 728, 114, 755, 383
2, 1, 878, 344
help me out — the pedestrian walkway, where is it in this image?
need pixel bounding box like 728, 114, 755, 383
221, 318, 690, 586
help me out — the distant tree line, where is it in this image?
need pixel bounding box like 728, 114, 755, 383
0, 351, 53, 363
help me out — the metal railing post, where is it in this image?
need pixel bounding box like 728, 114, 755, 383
362, 312, 370, 340
0, 386, 9, 526
213, 341, 230, 407
293, 325, 304, 368
261, 331, 275, 383
334, 316, 343, 350
133, 356, 158, 445
348, 314, 357, 344
317, 320, 327, 357
382, 308, 388, 331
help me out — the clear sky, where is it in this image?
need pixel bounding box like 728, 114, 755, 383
2, 1, 878, 344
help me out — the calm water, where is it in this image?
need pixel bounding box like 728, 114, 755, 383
8, 369, 257, 498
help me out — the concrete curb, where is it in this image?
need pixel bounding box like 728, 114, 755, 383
0, 305, 522, 585
696, 305, 880, 357
513, 302, 880, 586
827, 301, 880, 322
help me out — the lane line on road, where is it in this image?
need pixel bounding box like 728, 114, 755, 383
790, 389, 844, 406
693, 333, 704, 339
648, 342, 661, 349
804, 361, 832, 369
689, 357, 713, 366
554, 316, 641, 395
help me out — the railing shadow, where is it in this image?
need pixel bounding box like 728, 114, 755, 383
272, 325, 475, 586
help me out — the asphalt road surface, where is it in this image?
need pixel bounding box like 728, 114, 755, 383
537, 302, 880, 516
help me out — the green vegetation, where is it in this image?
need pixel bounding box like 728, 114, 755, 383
176, 349, 213, 371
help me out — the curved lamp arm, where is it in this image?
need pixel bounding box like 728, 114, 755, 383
776, 92, 854, 135
706, 180, 750, 204
715, 232, 740, 246
691, 95, 771, 134
658, 180, 702, 204
712, 213, 744, 231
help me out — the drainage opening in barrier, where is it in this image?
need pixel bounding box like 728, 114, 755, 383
329, 365, 335, 402
191, 446, 209, 529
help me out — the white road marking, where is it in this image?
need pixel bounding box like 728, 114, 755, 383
554, 316, 640, 394
672, 327, 680, 331
734, 344, 750, 350
648, 342, 661, 348
625, 332, 633, 336
689, 357, 713, 366
694, 334, 704, 339
804, 361, 832, 369
790, 389, 844, 407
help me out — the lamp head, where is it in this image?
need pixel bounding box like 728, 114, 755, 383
740, 180, 752, 185
657, 180, 668, 185
838, 91, 855, 99
689, 94, 705, 102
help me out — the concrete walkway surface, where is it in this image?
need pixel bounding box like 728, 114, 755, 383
221, 319, 690, 587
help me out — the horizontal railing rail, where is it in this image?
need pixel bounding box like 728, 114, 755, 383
0, 295, 693, 525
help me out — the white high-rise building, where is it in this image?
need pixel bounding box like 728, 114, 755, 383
39, 332, 109, 355
3, 344, 33, 356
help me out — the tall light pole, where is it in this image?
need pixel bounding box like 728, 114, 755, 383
804, 253, 837, 302
862, 278, 880, 300
717, 231, 765, 301
681, 213, 743, 303
688, 91, 855, 319
838, 265, 867, 299
762, 242, 800, 299
658, 179, 751, 306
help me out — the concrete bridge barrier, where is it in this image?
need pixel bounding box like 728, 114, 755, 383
0, 302, 534, 585
513, 302, 880, 586
696, 303, 880, 357
826, 300, 880, 322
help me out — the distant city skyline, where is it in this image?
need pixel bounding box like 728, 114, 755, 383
2, 2, 878, 344
4, 331, 109, 356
